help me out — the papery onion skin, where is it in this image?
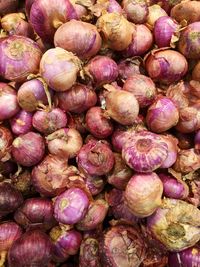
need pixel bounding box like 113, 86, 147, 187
33, 108, 67, 135
55, 83, 97, 113
40, 47, 82, 92
160, 134, 178, 168
122, 0, 148, 24
175, 107, 200, 133
10, 110, 33, 135
123, 74, 156, 108
86, 107, 113, 139
125, 172, 163, 217
192, 61, 200, 81
0, 126, 13, 162
0, 35, 42, 82
0, 0, 18, 15
77, 140, 115, 176
67, 113, 87, 134
54, 187, 89, 224
11, 169, 34, 196
14, 198, 56, 230
122, 24, 153, 57
122, 131, 168, 173
8, 229, 53, 267
145, 49, 188, 84
12, 132, 45, 167
54, 20, 102, 60
146, 4, 168, 29
118, 58, 142, 80
147, 198, 200, 251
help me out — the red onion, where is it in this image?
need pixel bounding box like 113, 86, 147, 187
10, 110, 33, 135
55, 83, 97, 113
40, 47, 82, 92
122, 0, 149, 23
84, 56, 118, 86
122, 131, 168, 172
54, 20, 102, 60
160, 134, 178, 168
11, 169, 34, 196
8, 229, 53, 267
50, 226, 82, 262
147, 198, 200, 251
0, 126, 13, 162
85, 174, 106, 196
54, 187, 89, 224
118, 58, 142, 80
0, 35, 42, 82
122, 24, 153, 57
0, 161, 17, 177
111, 127, 131, 152
145, 49, 188, 84
14, 198, 56, 230
0, 83, 19, 120
67, 113, 87, 135
46, 128, 83, 159
169, 246, 200, 267
175, 107, 200, 133
31, 155, 79, 197
123, 74, 156, 108
107, 0, 123, 13
0, 182, 23, 218
30, 0, 78, 43
125, 172, 163, 217
0, 0, 18, 15
100, 225, 146, 267
77, 140, 115, 176
32, 108, 67, 134
146, 97, 179, 133
86, 107, 113, 139
146, 4, 168, 29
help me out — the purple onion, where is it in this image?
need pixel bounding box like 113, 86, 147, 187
85, 175, 106, 196
107, 0, 123, 13
25, 0, 34, 17
111, 127, 130, 152
12, 132, 45, 167
54, 187, 89, 224
160, 134, 178, 168
10, 110, 33, 135
0, 161, 17, 177
0, 126, 13, 162
33, 108, 67, 134
195, 130, 200, 150
122, 0, 148, 24
169, 246, 200, 267
118, 58, 142, 80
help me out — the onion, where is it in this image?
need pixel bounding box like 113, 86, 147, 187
40, 47, 82, 92
125, 172, 163, 217
0, 161, 16, 177
0, 0, 18, 15
14, 198, 56, 230
160, 134, 178, 168
54, 187, 89, 224
0, 83, 20, 120
100, 224, 146, 267
67, 113, 87, 134
111, 127, 131, 152
169, 246, 200, 267
46, 128, 83, 159
33, 108, 67, 134
175, 131, 193, 150
145, 49, 188, 84
192, 61, 200, 81
146, 4, 168, 29
11, 169, 34, 196
118, 58, 142, 80
122, 0, 149, 24
25, 0, 34, 17
107, 0, 123, 13
85, 174, 106, 196
0, 126, 13, 162
122, 131, 168, 172
153, 16, 180, 48
123, 74, 156, 108
10, 110, 33, 135
0, 182, 23, 219
96, 12, 134, 51
30, 0, 78, 43
31, 155, 79, 197
122, 24, 153, 57
77, 140, 115, 176
0, 35, 42, 82
147, 198, 200, 251
12, 132, 45, 167
86, 107, 113, 139
8, 229, 53, 267
54, 20, 102, 60
55, 83, 97, 113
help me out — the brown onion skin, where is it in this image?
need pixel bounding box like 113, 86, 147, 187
67, 113, 87, 135
11, 169, 35, 196
146, 5, 168, 29
54, 20, 102, 60
122, 0, 148, 24
55, 83, 97, 113
0, 126, 13, 162
0, 0, 18, 15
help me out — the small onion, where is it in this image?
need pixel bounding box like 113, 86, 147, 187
40, 47, 82, 92
160, 134, 178, 168
0, 0, 18, 15
107, 0, 123, 13
85, 174, 106, 196
0, 35, 42, 82
46, 128, 83, 159
111, 127, 131, 152
122, 0, 148, 24
10, 110, 33, 135
54, 20, 102, 60
8, 230, 53, 267
67, 113, 87, 134
122, 131, 168, 173
118, 58, 142, 80
125, 172, 163, 217
54, 187, 89, 224
146, 5, 168, 29
0, 126, 13, 162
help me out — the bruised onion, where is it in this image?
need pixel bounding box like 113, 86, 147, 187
10, 110, 33, 135
0, 0, 18, 15
0, 126, 13, 162
160, 134, 178, 168
169, 246, 200, 267
54, 187, 89, 224
122, 0, 148, 24
147, 198, 200, 251
122, 131, 168, 172
46, 128, 83, 159
33, 108, 67, 134
8, 229, 52, 267
0, 35, 42, 82
145, 49, 188, 84
55, 83, 97, 113
118, 58, 142, 80
12, 132, 45, 167
14, 198, 56, 230
54, 20, 102, 60
146, 4, 167, 29
40, 47, 82, 92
